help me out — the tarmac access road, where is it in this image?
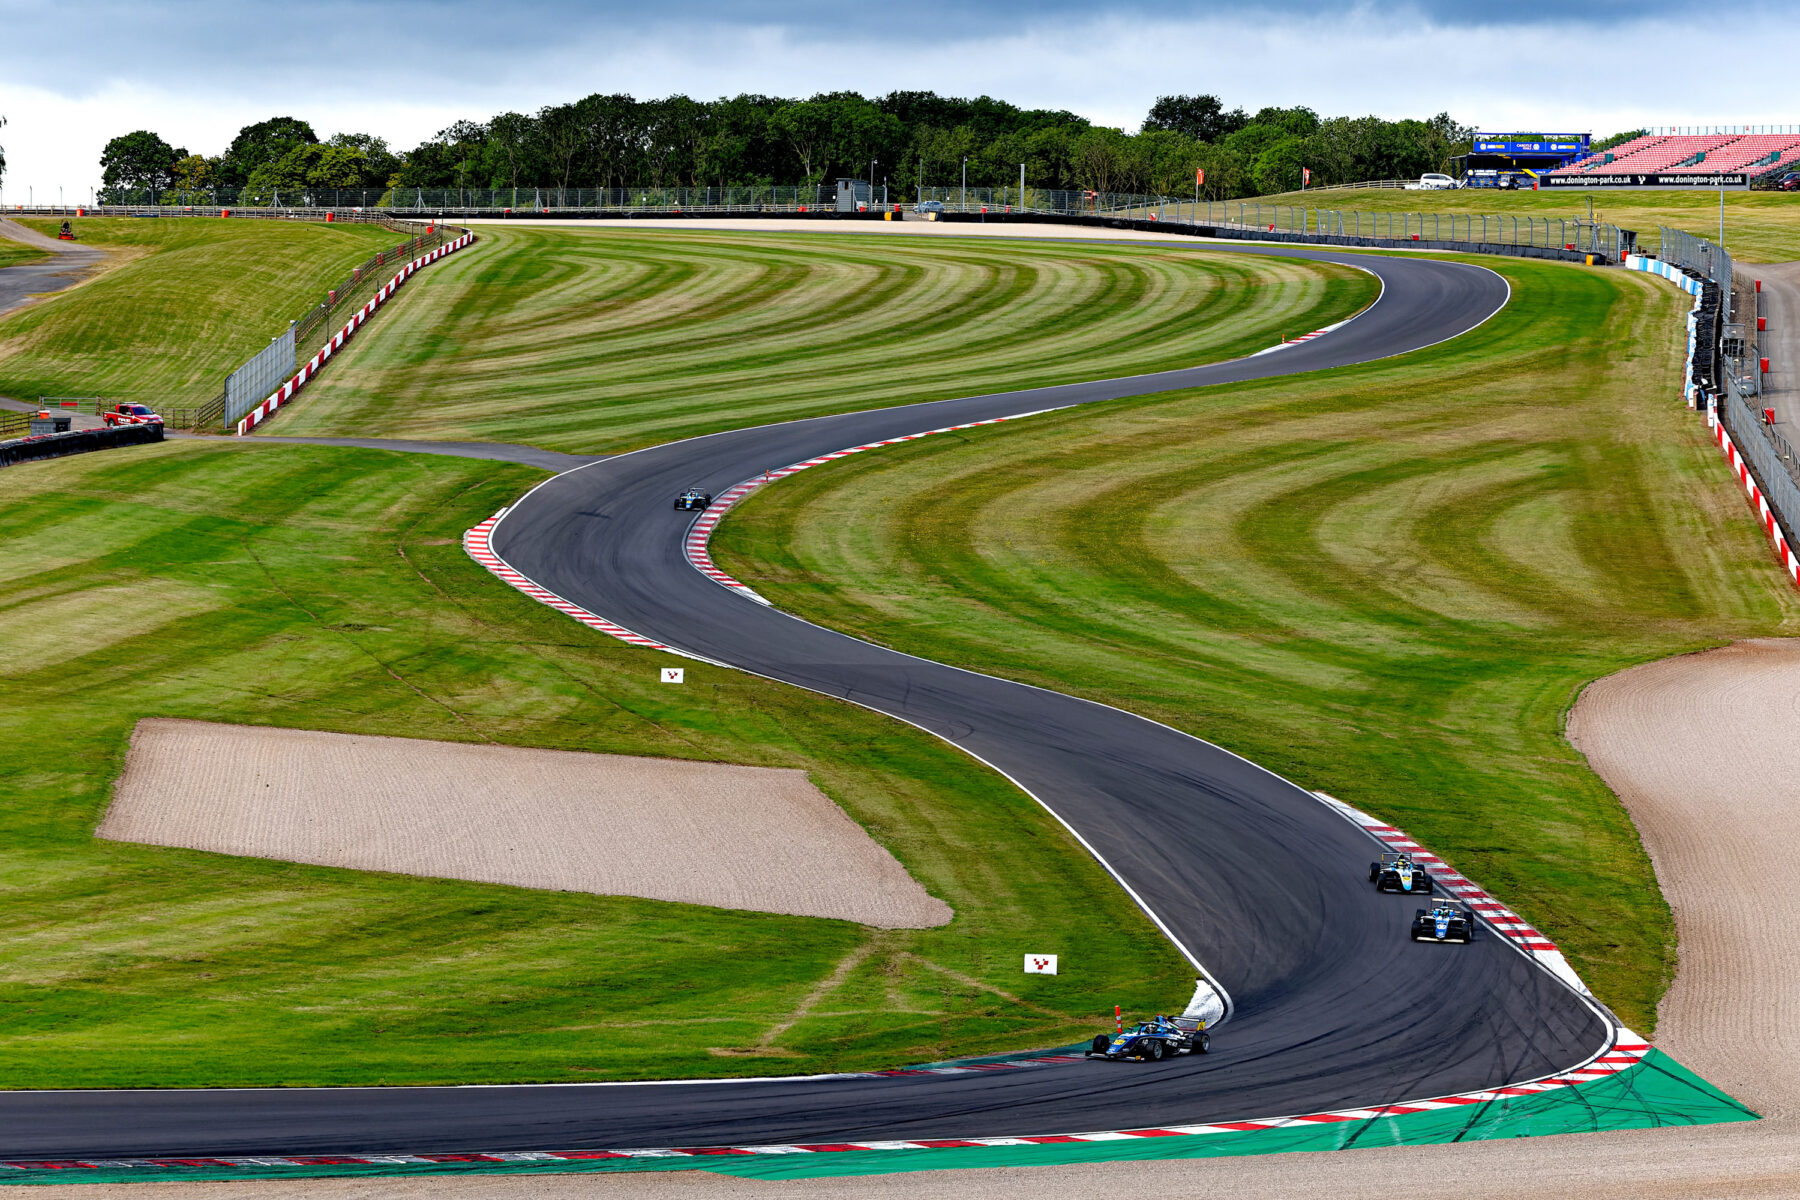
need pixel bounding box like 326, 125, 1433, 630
0, 242, 1612, 1160
0, 216, 104, 321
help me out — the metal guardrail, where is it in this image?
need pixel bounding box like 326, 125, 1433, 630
1721, 378, 1800, 550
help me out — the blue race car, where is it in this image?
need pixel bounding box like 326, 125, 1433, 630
1411, 901, 1476, 944
674, 486, 713, 511
1086, 1015, 1210, 1061
1370, 852, 1433, 895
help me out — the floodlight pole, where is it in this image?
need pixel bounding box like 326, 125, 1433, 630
961, 157, 967, 211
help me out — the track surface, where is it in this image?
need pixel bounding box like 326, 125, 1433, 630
0, 243, 1609, 1159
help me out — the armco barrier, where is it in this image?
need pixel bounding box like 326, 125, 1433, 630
0, 422, 164, 469
234, 232, 477, 435
1626, 254, 1800, 591
1625, 255, 1707, 403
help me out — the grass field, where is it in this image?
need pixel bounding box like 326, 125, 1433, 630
0, 439, 1192, 1089
0, 240, 50, 270
714, 254, 1800, 1033
266, 226, 1380, 453
0, 218, 402, 408
1261, 188, 1800, 263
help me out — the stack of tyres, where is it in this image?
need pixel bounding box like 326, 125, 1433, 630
0, 423, 163, 469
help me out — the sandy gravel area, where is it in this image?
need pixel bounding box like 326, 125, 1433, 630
100, 720, 950, 928
1568, 639, 1800, 1120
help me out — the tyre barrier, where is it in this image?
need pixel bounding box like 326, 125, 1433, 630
0, 422, 163, 469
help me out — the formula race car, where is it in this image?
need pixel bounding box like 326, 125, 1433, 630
674, 486, 713, 511
1086, 1015, 1210, 1061
1411, 902, 1476, 944
1369, 852, 1432, 895
100, 403, 163, 427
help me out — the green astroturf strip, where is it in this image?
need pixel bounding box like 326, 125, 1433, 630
0, 1051, 1750, 1185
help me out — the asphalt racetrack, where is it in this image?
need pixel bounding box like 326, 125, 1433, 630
0, 242, 1611, 1159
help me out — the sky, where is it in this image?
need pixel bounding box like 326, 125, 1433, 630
2, 0, 1795, 199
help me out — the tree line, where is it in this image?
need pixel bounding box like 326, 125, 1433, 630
96, 93, 1483, 203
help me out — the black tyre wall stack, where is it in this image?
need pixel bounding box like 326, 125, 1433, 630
0, 423, 164, 469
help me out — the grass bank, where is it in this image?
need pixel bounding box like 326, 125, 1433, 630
1260, 188, 1800, 263
0, 217, 401, 408
0, 241, 50, 270
266, 226, 1379, 453
0, 439, 1190, 1088
715, 254, 1800, 1033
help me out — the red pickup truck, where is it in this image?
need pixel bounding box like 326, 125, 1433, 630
101, 403, 163, 427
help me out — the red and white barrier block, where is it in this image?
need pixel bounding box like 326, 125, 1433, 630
1709, 414, 1800, 586
234, 232, 476, 435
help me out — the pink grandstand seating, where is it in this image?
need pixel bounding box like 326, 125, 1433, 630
1603, 134, 1738, 172
1663, 134, 1800, 174
1542, 130, 1800, 177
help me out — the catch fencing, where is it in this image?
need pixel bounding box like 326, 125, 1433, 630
22, 186, 1631, 260
223, 332, 296, 429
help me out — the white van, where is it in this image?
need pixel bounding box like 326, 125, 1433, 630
1407, 173, 1459, 191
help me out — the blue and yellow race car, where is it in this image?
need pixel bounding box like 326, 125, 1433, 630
1370, 852, 1433, 895
1086, 1015, 1210, 1061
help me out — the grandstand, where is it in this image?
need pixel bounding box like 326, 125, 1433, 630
1551, 128, 1800, 178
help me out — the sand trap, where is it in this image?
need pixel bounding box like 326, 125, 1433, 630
100, 719, 951, 929
1568, 639, 1800, 1120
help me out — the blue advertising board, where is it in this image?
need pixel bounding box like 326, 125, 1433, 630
1472, 134, 1590, 155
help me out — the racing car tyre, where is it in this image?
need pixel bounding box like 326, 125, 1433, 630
1145, 1039, 1165, 1061
1090, 1034, 1111, 1056
1197, 1032, 1211, 1054
1369, 863, 1380, 883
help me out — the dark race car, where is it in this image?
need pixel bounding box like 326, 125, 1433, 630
1086, 1015, 1210, 1061
674, 486, 713, 511
1369, 852, 1433, 895
1411, 901, 1476, 944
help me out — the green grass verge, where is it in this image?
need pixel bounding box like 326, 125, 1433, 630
0, 241, 50, 270
265, 226, 1380, 453
714, 254, 1800, 1034
0, 1049, 1750, 1184
0, 439, 1192, 1088
1259, 188, 1800, 263
0, 218, 401, 407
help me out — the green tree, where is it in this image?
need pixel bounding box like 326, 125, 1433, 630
218, 117, 318, 187
327, 133, 400, 186
99, 130, 185, 198
169, 153, 213, 197
242, 144, 372, 200
1142, 94, 1248, 142
1251, 136, 1307, 194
